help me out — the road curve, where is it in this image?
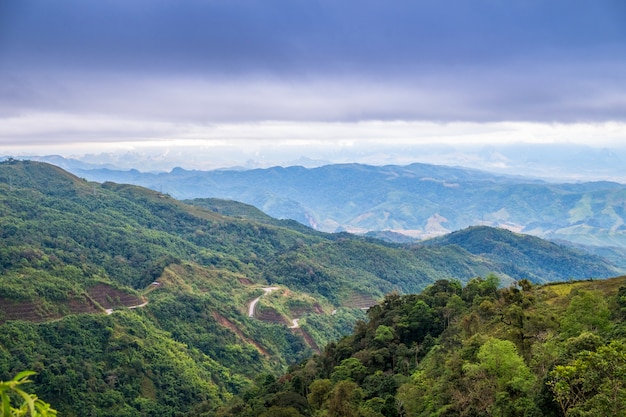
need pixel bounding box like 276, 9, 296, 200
248, 287, 279, 318
105, 300, 149, 315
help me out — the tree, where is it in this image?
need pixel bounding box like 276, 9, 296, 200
548, 340, 626, 416
442, 294, 466, 328
483, 273, 501, 294
307, 379, 332, 411
327, 380, 363, 417
560, 290, 611, 338
331, 358, 367, 384
259, 406, 303, 417
462, 275, 500, 303
374, 325, 395, 346
459, 338, 537, 416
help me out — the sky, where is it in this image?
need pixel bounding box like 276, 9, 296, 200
0, 0, 625, 174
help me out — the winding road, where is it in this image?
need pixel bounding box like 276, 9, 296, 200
248, 287, 302, 329
248, 287, 279, 317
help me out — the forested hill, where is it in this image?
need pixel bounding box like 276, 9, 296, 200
231, 276, 626, 417
0, 159, 622, 416
421, 226, 618, 283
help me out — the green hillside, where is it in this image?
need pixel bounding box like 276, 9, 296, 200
0, 160, 622, 415
422, 226, 618, 283
234, 276, 626, 417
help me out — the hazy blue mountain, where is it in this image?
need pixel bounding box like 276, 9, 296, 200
64, 161, 626, 249
10, 143, 626, 181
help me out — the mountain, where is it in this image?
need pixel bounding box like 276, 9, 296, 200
421, 226, 618, 283
0, 160, 621, 415
66, 161, 626, 249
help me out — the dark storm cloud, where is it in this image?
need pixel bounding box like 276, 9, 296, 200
3, 0, 625, 74
0, 0, 625, 123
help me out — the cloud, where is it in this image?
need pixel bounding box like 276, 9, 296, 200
0, 0, 625, 157
1, 112, 623, 150
2, 66, 625, 125
3, 0, 625, 73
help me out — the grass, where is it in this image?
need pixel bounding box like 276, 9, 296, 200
540, 275, 626, 305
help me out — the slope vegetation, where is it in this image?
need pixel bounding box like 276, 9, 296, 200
233, 275, 626, 417
422, 226, 617, 282
0, 160, 621, 415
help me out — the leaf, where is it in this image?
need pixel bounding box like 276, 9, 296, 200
1, 391, 12, 417
14, 388, 36, 417
12, 371, 36, 383
35, 398, 58, 416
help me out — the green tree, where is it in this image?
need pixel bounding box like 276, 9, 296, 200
307, 379, 332, 411
331, 358, 367, 384
442, 294, 466, 328
548, 340, 626, 416
374, 325, 395, 346
460, 337, 537, 416
561, 290, 611, 338
259, 406, 303, 417
327, 380, 363, 417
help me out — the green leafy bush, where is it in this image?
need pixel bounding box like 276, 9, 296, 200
0, 371, 57, 416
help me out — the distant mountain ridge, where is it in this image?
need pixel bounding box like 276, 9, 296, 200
63, 160, 626, 248
421, 226, 617, 283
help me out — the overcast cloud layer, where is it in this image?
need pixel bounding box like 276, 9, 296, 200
0, 0, 625, 164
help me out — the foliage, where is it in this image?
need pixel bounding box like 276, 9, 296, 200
0, 312, 238, 416
0, 371, 57, 416
548, 340, 626, 416
234, 276, 626, 417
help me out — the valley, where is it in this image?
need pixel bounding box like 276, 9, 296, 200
0, 159, 625, 416
230, 275, 626, 417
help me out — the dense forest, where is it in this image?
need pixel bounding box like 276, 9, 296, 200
0, 160, 624, 416
224, 275, 626, 417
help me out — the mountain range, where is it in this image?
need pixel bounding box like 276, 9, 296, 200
53, 160, 626, 250
0, 159, 622, 415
